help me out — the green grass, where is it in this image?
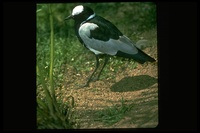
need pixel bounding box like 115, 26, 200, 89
94, 97, 133, 126
37, 2, 157, 128
37, 4, 78, 129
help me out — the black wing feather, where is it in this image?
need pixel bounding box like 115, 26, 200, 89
88, 15, 123, 41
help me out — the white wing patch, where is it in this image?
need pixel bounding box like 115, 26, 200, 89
79, 22, 138, 55
79, 23, 99, 37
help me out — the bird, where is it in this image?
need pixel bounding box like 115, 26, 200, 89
65, 5, 156, 87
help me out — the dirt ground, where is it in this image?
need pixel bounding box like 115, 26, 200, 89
56, 45, 158, 129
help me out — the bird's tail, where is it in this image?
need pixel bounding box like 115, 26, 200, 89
131, 48, 156, 64
116, 48, 156, 64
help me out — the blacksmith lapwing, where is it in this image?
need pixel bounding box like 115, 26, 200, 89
65, 5, 156, 87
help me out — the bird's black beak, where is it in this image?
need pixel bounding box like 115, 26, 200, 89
65, 15, 73, 20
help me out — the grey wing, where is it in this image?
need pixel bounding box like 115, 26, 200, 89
79, 23, 138, 55
94, 35, 139, 55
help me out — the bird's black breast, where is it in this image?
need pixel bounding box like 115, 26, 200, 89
86, 15, 123, 41
75, 22, 84, 44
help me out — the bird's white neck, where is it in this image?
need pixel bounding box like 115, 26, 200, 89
86, 13, 96, 21
81, 13, 96, 26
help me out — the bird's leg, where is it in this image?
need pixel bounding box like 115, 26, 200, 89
96, 55, 109, 80
84, 55, 100, 87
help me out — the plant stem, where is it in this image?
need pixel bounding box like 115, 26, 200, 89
48, 4, 56, 101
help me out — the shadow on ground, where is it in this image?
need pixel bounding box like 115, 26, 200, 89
111, 75, 157, 92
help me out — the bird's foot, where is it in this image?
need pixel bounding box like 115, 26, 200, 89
74, 77, 99, 89
75, 82, 89, 89
90, 76, 100, 82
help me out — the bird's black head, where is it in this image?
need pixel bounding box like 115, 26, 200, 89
65, 5, 95, 24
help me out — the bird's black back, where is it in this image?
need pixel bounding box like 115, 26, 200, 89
87, 15, 123, 41
75, 15, 123, 43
